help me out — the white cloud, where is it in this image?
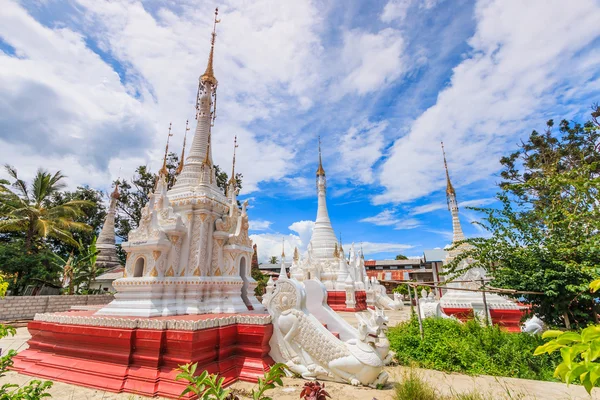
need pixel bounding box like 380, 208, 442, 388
360, 209, 421, 230
380, 0, 413, 23
249, 220, 314, 263
375, 0, 600, 205
411, 202, 446, 215
334, 27, 405, 97
335, 120, 387, 184
0, 0, 325, 193
353, 241, 414, 255
249, 219, 272, 231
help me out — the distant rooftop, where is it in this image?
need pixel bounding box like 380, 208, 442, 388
423, 249, 448, 262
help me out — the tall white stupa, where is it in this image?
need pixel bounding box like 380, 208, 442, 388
97, 10, 262, 317
438, 142, 523, 330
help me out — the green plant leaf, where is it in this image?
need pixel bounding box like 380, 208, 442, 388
556, 332, 582, 345
582, 326, 600, 343
589, 279, 600, 293
543, 330, 566, 339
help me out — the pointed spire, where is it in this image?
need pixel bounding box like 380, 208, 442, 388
441, 141, 456, 209
228, 135, 238, 188
176, 120, 190, 175
280, 238, 287, 278
293, 246, 300, 262
200, 8, 220, 86
159, 123, 173, 177
316, 135, 325, 176
441, 142, 465, 244
333, 242, 339, 258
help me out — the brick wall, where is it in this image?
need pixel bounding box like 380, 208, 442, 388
0, 295, 114, 322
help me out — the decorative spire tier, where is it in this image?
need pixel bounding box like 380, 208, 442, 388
171, 7, 221, 193
96, 184, 122, 269
441, 142, 465, 244
308, 136, 339, 260
97, 9, 262, 318
175, 120, 190, 176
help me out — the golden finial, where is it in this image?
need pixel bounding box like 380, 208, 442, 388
339, 233, 344, 257
110, 181, 120, 199
293, 247, 299, 262
176, 120, 190, 175
441, 141, 456, 207
228, 135, 238, 187
333, 242, 339, 259
200, 7, 220, 86
159, 123, 173, 177
281, 237, 285, 258
316, 135, 325, 176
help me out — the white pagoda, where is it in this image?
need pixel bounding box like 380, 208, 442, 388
288, 140, 369, 311
97, 15, 261, 317
438, 142, 523, 330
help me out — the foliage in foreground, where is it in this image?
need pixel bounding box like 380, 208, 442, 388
175, 362, 287, 400
388, 316, 558, 381
534, 279, 600, 394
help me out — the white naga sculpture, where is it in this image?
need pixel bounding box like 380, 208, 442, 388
264, 274, 391, 387
366, 277, 403, 311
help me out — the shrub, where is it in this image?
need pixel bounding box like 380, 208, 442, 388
388, 316, 559, 381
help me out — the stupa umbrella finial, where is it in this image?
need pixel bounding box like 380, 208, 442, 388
316, 135, 325, 177
280, 238, 287, 278
441, 141, 456, 209
200, 7, 220, 87
228, 135, 238, 193
176, 120, 190, 175
159, 122, 173, 178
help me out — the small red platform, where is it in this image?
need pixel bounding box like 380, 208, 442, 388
12, 311, 274, 399
442, 307, 526, 332
326, 290, 367, 312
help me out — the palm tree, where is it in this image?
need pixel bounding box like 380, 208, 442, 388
269, 256, 279, 264
53, 237, 101, 295
0, 165, 93, 251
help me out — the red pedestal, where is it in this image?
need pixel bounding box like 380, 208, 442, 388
12, 313, 274, 399
442, 307, 526, 332
326, 290, 367, 312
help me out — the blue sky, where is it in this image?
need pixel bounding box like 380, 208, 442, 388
1, 0, 599, 262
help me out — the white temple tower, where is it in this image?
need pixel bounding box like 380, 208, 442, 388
97, 8, 262, 317
309, 138, 339, 261
95, 184, 122, 270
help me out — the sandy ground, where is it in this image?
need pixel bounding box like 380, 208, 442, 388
2, 309, 599, 399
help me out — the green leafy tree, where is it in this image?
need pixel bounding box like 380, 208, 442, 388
445, 108, 600, 328
268, 256, 278, 265
0, 240, 61, 295
0, 165, 93, 252
47, 186, 106, 257
395, 254, 408, 260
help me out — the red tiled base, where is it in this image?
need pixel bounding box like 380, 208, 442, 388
326, 290, 367, 312
442, 307, 526, 332
12, 317, 274, 399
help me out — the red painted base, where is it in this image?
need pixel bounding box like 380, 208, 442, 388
326, 290, 367, 312
442, 307, 526, 332
12, 313, 274, 399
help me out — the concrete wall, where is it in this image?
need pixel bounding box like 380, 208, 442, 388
0, 294, 114, 322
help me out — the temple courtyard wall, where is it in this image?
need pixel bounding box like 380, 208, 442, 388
0, 294, 114, 322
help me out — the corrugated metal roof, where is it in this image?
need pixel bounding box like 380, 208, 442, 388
423, 249, 447, 262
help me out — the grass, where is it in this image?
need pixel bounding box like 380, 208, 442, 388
387, 316, 559, 382
394, 368, 526, 400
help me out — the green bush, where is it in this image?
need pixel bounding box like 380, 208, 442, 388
388, 316, 559, 381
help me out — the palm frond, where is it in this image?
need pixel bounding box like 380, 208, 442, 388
5, 164, 29, 201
